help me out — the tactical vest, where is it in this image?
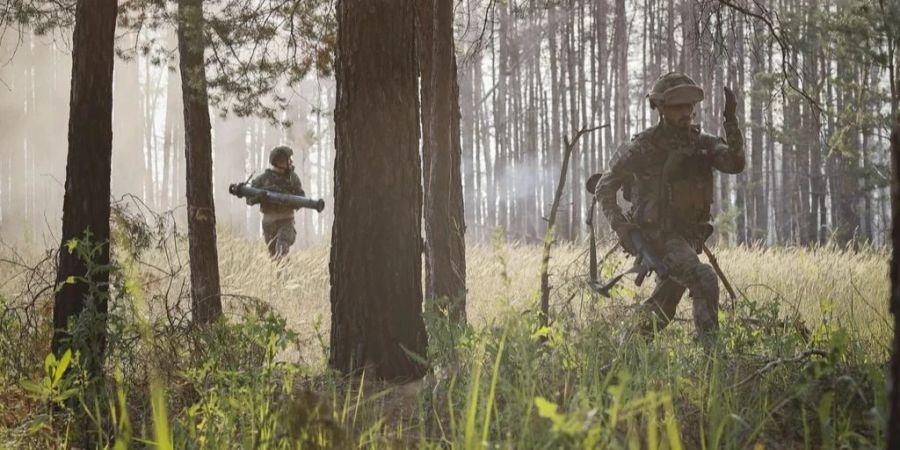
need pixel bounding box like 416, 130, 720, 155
625, 126, 715, 238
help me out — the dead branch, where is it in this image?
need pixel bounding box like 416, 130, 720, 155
732, 349, 828, 389
539, 124, 607, 333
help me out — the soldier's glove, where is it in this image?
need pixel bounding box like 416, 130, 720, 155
723, 86, 737, 123
247, 191, 269, 206
614, 223, 641, 255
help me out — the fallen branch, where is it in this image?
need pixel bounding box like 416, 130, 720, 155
732, 349, 828, 389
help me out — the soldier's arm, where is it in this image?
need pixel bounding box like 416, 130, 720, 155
709, 119, 745, 174
291, 173, 306, 197
595, 142, 639, 233
247, 173, 269, 205
250, 173, 266, 189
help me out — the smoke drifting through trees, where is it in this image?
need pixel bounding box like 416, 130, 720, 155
1, 0, 896, 248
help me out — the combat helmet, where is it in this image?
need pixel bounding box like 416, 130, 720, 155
269, 145, 294, 166
647, 72, 705, 109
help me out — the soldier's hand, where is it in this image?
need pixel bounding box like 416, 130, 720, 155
723, 87, 737, 122
614, 223, 640, 254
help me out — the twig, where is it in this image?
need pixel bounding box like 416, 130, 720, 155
715, 0, 824, 119
732, 349, 828, 389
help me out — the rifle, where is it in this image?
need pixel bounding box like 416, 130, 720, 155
590, 229, 669, 297
585, 172, 668, 297
229, 182, 326, 213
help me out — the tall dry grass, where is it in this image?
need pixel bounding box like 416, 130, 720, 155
0, 228, 891, 449
208, 231, 890, 348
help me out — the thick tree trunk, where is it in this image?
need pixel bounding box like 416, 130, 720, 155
52, 0, 118, 379
750, 23, 767, 244
888, 105, 900, 449
178, 0, 223, 324
330, 0, 428, 382
419, 0, 467, 322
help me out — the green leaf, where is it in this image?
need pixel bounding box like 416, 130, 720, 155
534, 397, 562, 424
531, 326, 551, 341
53, 350, 72, 384
20, 380, 46, 396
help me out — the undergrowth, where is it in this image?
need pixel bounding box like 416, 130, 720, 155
0, 200, 890, 448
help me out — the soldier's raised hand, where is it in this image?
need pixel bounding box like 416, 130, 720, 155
723, 87, 737, 122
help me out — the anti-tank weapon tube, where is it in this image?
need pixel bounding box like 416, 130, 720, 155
228, 182, 325, 213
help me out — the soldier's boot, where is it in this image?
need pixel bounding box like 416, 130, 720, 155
636, 279, 686, 338
687, 263, 720, 340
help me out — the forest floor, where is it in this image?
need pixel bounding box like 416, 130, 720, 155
0, 219, 890, 449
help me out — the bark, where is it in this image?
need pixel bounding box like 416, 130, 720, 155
829, 60, 859, 247
460, 44, 477, 244
888, 97, 900, 449
52, 0, 118, 379
495, 2, 510, 232
178, 0, 223, 324
805, 0, 824, 245
419, 0, 467, 322
330, 0, 428, 382
733, 15, 747, 245
613, 0, 628, 146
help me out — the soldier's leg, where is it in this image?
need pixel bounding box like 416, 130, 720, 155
274, 219, 297, 258
262, 221, 278, 257
638, 278, 687, 335
661, 236, 720, 338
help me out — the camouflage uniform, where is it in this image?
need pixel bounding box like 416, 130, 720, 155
250, 166, 305, 258
595, 74, 745, 338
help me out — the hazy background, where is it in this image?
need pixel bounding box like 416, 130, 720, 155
1, 0, 894, 248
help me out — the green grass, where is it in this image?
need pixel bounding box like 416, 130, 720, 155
0, 225, 890, 449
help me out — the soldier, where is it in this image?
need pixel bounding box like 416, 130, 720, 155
248, 146, 306, 258
595, 72, 745, 340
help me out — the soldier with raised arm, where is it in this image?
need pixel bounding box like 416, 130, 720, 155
595, 72, 745, 339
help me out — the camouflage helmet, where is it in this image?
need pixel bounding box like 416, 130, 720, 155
647, 72, 705, 109
269, 145, 293, 166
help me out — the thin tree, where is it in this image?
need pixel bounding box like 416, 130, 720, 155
177, 0, 223, 324
419, 0, 468, 323
52, 0, 118, 378
329, 0, 428, 381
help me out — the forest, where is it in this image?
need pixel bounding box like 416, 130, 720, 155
0, 0, 899, 448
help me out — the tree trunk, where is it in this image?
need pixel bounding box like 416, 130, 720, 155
460, 43, 477, 244
178, 0, 223, 324
162, 33, 183, 211
419, 0, 467, 322
52, 0, 118, 379
329, 0, 428, 382
829, 60, 859, 247
613, 0, 628, 145
887, 95, 900, 449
